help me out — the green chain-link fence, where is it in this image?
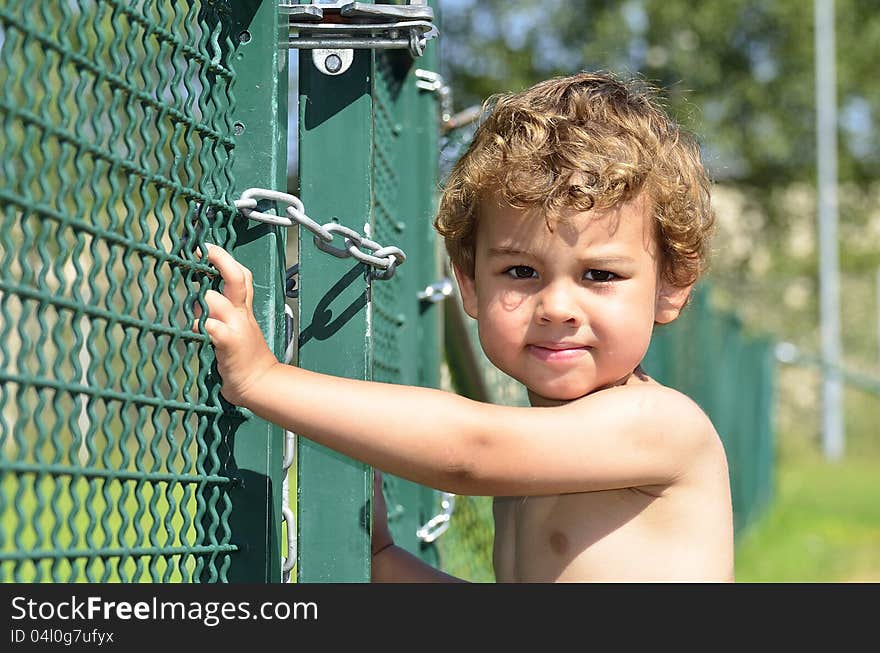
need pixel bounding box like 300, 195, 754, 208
0, 0, 249, 582
1, 0, 446, 583
644, 285, 776, 534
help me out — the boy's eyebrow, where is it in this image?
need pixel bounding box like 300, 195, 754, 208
487, 247, 637, 266
581, 255, 637, 266
487, 246, 533, 257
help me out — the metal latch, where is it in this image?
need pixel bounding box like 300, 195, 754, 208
282, 1, 438, 75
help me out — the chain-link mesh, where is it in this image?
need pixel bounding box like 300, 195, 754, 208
368, 48, 447, 568
0, 1, 239, 582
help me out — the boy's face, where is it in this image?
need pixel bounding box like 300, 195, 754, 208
454, 192, 691, 406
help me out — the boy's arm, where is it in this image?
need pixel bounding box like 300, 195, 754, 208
201, 245, 720, 497
372, 545, 465, 583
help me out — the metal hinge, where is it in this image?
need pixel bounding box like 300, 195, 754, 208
281, 2, 438, 75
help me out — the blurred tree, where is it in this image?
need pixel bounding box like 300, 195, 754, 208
438, 0, 880, 227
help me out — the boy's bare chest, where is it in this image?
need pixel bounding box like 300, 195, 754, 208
492, 487, 664, 582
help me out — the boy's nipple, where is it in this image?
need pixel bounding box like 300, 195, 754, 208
549, 530, 569, 555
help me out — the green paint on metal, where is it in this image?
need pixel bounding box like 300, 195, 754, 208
371, 43, 444, 567
296, 51, 374, 583
0, 0, 285, 583
223, 0, 288, 583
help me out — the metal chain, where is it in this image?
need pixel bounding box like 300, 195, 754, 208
234, 188, 406, 280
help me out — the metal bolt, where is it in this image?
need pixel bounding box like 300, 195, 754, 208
233, 122, 245, 136
324, 53, 343, 74
238, 30, 251, 44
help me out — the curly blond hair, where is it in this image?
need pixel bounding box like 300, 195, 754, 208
434, 71, 714, 287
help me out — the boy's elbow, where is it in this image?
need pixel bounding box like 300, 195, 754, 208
434, 425, 495, 494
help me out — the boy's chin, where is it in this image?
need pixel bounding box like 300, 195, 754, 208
525, 386, 594, 407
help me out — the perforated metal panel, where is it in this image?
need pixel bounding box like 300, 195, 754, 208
0, 1, 285, 583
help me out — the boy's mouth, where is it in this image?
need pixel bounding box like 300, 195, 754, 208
527, 343, 590, 362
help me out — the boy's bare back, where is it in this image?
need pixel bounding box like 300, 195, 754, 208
492, 375, 733, 583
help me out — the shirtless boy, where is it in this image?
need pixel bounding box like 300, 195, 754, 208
199, 71, 734, 582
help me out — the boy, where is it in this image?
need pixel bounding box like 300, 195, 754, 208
199, 71, 734, 582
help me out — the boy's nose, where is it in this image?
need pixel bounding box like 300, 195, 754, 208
535, 282, 582, 326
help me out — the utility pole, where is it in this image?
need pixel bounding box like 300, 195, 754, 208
814, 0, 844, 460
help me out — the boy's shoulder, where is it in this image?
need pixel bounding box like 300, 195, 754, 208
569, 373, 719, 449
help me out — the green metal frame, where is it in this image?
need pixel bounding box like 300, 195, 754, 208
371, 43, 444, 567
223, 0, 288, 583
296, 50, 375, 583
295, 4, 446, 581
0, 0, 447, 584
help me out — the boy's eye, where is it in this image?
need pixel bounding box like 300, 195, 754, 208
505, 265, 537, 279
584, 269, 617, 282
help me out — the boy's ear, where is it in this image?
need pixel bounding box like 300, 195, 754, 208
655, 280, 693, 325
452, 264, 478, 319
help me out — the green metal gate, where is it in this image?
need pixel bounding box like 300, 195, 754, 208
1, 0, 446, 583
293, 1, 445, 582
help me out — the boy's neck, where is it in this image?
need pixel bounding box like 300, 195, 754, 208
526, 365, 648, 407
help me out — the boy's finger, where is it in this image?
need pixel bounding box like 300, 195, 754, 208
203, 317, 232, 345
243, 265, 255, 312
203, 289, 236, 323
205, 244, 250, 307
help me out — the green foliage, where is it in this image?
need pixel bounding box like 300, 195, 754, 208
440, 0, 880, 189
437, 495, 495, 582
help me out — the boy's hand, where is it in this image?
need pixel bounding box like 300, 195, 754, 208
371, 470, 395, 557
196, 244, 279, 407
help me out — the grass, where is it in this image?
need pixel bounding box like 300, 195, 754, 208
734, 450, 880, 583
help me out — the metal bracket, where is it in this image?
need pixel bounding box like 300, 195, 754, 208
281, 2, 438, 65
415, 69, 452, 123
311, 48, 354, 76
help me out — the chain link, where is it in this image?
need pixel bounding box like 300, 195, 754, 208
234, 188, 406, 280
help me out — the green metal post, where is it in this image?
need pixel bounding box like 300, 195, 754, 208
371, 41, 444, 566
296, 51, 374, 583
222, 0, 287, 583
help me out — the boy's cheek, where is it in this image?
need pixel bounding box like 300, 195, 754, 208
494, 288, 532, 313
